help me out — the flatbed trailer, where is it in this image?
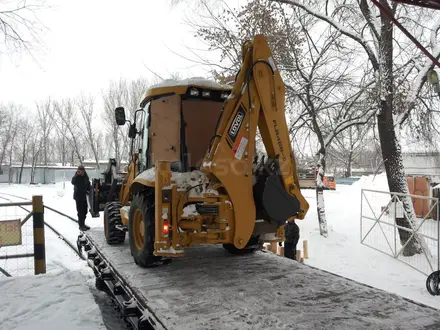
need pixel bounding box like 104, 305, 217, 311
78, 228, 440, 330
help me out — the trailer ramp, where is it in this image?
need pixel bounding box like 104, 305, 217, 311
80, 228, 440, 330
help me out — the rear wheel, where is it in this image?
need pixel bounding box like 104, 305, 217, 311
103, 201, 126, 244
223, 235, 261, 255
128, 190, 162, 267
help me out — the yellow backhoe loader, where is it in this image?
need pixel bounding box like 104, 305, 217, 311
88, 34, 309, 267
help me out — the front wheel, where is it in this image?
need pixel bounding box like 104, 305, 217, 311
128, 190, 161, 267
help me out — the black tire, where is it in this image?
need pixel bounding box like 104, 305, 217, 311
223, 235, 260, 255
95, 276, 107, 292
128, 191, 162, 267
103, 201, 126, 245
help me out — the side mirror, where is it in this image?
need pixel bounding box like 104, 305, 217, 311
128, 124, 137, 138
115, 107, 126, 126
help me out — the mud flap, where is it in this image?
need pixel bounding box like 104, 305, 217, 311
253, 157, 300, 226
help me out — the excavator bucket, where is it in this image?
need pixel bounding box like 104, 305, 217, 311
253, 157, 301, 226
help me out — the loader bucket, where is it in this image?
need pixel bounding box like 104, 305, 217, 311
253, 158, 300, 226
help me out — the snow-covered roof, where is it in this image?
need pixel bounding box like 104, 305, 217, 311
149, 77, 230, 90
139, 76, 233, 105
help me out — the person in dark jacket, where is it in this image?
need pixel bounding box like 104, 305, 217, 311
284, 220, 300, 260
71, 165, 91, 231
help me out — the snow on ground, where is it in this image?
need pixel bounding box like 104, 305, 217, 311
0, 181, 122, 330
298, 173, 440, 310
0, 181, 103, 275
0, 270, 106, 330
0, 173, 439, 327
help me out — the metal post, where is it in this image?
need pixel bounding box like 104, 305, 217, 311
360, 189, 363, 243
437, 199, 439, 272
394, 195, 397, 257
32, 195, 46, 275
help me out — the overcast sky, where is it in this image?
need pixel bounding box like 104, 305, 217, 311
0, 0, 224, 109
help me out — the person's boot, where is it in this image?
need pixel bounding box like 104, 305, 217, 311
78, 218, 87, 231
83, 224, 90, 230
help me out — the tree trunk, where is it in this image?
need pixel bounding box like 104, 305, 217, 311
43, 141, 48, 184
19, 159, 24, 184
346, 131, 353, 177
19, 138, 27, 184
346, 151, 353, 177
316, 151, 328, 237
62, 137, 66, 166
8, 135, 14, 184
377, 2, 428, 256
8, 151, 12, 184
93, 143, 100, 169
31, 149, 39, 185
376, 104, 428, 256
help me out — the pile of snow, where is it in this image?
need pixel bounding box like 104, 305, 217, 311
137, 168, 218, 197
0, 270, 105, 330
182, 204, 199, 217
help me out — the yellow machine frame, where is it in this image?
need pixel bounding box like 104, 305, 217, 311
118, 34, 309, 258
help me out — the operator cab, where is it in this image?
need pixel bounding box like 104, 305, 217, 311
115, 77, 232, 173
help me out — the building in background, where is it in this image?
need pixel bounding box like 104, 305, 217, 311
0, 159, 129, 184
402, 152, 440, 219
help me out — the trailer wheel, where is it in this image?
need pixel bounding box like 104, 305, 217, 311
104, 201, 126, 245
128, 191, 161, 267
95, 276, 106, 292
223, 235, 260, 255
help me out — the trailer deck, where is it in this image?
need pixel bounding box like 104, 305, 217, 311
79, 228, 440, 330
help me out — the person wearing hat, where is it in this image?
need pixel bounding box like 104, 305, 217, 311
71, 165, 91, 231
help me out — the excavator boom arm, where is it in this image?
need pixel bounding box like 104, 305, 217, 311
201, 35, 309, 249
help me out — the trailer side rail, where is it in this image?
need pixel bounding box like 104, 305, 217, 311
77, 233, 167, 330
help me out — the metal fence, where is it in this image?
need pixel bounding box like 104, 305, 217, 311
360, 189, 439, 277
0, 196, 45, 277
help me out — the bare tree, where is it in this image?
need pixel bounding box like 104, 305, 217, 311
52, 98, 83, 166
76, 93, 100, 168
271, 0, 435, 254
327, 125, 374, 177
0, 0, 47, 57
286, 11, 377, 237
36, 97, 53, 183
7, 109, 19, 183
29, 137, 42, 184
53, 108, 69, 166
185, 0, 302, 82
0, 103, 18, 167
127, 77, 150, 114
0, 103, 21, 183
17, 116, 36, 183
102, 78, 130, 168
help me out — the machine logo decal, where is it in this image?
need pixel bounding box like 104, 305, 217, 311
228, 105, 246, 143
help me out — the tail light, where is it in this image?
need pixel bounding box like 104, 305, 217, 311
163, 220, 169, 236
